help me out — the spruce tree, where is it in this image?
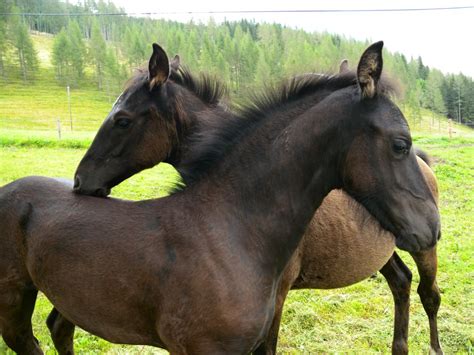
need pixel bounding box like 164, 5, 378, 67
9, 7, 39, 82
68, 21, 86, 80
52, 28, 71, 80
89, 19, 107, 89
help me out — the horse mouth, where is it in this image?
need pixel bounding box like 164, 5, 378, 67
73, 186, 111, 198
73, 175, 111, 197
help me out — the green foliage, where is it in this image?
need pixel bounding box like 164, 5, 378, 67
0, 1, 9, 77
68, 21, 86, 79
8, 6, 39, 81
89, 18, 107, 89
0, 137, 472, 353
122, 24, 147, 68
52, 28, 71, 80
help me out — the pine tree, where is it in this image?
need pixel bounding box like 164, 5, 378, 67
103, 46, 127, 99
0, 22, 6, 78
122, 25, 146, 68
52, 28, 71, 81
0, 1, 9, 78
68, 21, 86, 80
9, 7, 39, 82
89, 19, 107, 89
254, 48, 273, 87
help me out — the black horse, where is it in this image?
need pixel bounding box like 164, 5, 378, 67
0, 42, 439, 354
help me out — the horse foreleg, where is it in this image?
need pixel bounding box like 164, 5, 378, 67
252, 254, 301, 355
252, 293, 285, 355
46, 308, 76, 355
379, 252, 412, 355
411, 247, 443, 354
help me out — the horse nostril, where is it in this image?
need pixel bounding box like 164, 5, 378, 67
437, 230, 442, 241
73, 175, 81, 190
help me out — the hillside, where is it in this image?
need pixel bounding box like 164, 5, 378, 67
0, 32, 472, 140
0, 34, 113, 133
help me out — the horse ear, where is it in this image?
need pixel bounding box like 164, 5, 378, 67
170, 55, 181, 71
149, 43, 170, 91
339, 59, 349, 73
357, 41, 384, 99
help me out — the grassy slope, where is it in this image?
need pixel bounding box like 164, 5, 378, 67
0, 137, 473, 354
1, 33, 473, 137
0, 34, 114, 132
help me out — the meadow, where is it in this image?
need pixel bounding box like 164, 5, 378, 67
1, 32, 473, 354
0, 132, 473, 354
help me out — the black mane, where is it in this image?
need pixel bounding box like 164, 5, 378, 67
176, 71, 399, 189
239, 72, 356, 121
124, 66, 226, 106
170, 66, 226, 106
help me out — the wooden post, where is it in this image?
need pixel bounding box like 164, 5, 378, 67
448, 119, 452, 139
57, 118, 62, 140
67, 86, 73, 131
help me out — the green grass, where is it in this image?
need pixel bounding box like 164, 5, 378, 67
0, 66, 114, 131
0, 146, 179, 200
0, 136, 473, 353
0, 34, 118, 132
1, 31, 473, 353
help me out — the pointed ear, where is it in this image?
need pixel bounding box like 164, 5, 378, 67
170, 55, 181, 71
339, 59, 349, 74
357, 41, 384, 99
149, 43, 170, 91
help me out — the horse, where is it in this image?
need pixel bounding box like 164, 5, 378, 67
0, 41, 440, 354
70, 54, 443, 354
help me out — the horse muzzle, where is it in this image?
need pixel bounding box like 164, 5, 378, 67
73, 175, 111, 197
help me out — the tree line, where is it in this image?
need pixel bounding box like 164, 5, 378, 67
1, 0, 473, 126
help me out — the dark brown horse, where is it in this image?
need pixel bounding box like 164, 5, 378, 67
0, 42, 440, 354
71, 55, 444, 354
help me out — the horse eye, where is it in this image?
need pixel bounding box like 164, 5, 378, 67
392, 139, 409, 155
115, 117, 131, 129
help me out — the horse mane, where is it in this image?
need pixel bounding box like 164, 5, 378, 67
175, 71, 398, 190
171, 66, 227, 106
123, 66, 226, 106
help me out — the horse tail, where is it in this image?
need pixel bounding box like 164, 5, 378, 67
414, 147, 432, 167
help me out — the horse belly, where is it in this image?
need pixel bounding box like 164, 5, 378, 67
25, 224, 164, 345
293, 190, 395, 289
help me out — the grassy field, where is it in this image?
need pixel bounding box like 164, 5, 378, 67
1, 31, 473, 354
0, 134, 473, 354
0, 34, 117, 132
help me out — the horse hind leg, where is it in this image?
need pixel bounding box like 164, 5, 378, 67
0, 285, 43, 354
411, 247, 443, 354
46, 308, 76, 355
379, 252, 412, 355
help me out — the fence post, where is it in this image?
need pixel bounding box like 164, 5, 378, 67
57, 118, 62, 140
67, 85, 73, 131
448, 119, 452, 139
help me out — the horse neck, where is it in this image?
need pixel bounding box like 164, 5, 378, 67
194, 90, 354, 274
166, 90, 233, 167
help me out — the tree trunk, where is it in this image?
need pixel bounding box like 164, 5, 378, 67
19, 50, 27, 82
